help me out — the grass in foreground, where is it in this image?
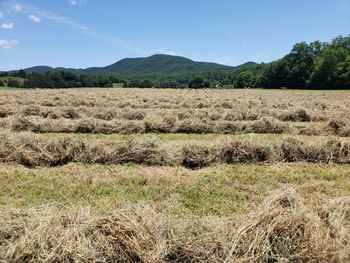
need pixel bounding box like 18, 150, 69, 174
1, 162, 350, 216
1, 187, 349, 262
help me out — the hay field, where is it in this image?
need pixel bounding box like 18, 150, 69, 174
1, 88, 350, 262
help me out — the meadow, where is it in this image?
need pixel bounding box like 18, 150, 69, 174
1, 88, 350, 262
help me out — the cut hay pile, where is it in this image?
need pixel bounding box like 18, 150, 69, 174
1, 88, 350, 137
1, 188, 349, 262
226, 188, 350, 262
0, 132, 349, 168
0, 132, 85, 167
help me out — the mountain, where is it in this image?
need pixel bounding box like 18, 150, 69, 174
22, 66, 53, 74
99, 54, 234, 74
21, 54, 256, 75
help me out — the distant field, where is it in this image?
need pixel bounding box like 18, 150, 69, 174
0, 76, 26, 89
1, 88, 350, 262
0, 88, 350, 136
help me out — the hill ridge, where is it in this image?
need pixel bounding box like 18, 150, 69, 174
19, 54, 256, 75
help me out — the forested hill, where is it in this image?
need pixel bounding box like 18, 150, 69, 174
87, 54, 234, 74
2, 35, 350, 89
21, 54, 237, 74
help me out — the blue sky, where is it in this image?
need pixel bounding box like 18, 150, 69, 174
0, 0, 349, 70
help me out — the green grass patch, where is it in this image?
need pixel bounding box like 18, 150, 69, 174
1, 163, 350, 216
112, 83, 124, 88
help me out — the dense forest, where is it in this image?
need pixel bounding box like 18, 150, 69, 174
1, 35, 349, 89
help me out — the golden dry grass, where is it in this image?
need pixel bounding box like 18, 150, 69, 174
0, 88, 349, 136
0, 132, 349, 168
1, 188, 350, 262
1, 88, 350, 262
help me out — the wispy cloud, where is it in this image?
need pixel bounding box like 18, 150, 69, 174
0, 39, 19, 48
193, 55, 237, 66
80, 30, 147, 55
45, 15, 87, 30
28, 14, 40, 23
0, 1, 146, 56
68, 0, 85, 5
1, 2, 87, 30
149, 49, 178, 56
212, 56, 235, 65
26, 8, 87, 30
13, 3, 23, 12
1, 22, 14, 29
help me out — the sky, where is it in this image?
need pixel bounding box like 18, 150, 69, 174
0, 0, 349, 70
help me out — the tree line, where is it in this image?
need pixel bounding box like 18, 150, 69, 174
118, 35, 350, 89
233, 35, 350, 89
0, 71, 119, 89
2, 35, 349, 89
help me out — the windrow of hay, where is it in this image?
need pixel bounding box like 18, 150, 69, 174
1, 104, 334, 125
327, 118, 350, 137
225, 188, 350, 262
1, 88, 348, 124
244, 116, 290, 134
6, 115, 339, 136
1, 188, 350, 262
181, 137, 350, 168
0, 133, 173, 167
0, 132, 349, 168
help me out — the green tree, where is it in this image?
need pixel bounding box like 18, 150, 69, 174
308, 36, 350, 89
17, 69, 27, 78
188, 77, 210, 88
140, 79, 153, 88
7, 79, 21, 88
234, 71, 255, 88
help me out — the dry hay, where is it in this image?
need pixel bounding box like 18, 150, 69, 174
106, 135, 173, 166
0, 132, 85, 167
281, 137, 350, 164
181, 144, 218, 169
225, 188, 350, 262
0, 133, 349, 168
175, 119, 215, 134
0, 107, 11, 118
245, 117, 290, 134
1, 188, 350, 262
0, 204, 227, 263
143, 114, 176, 133
61, 108, 81, 119
5, 115, 329, 136
327, 118, 350, 137
21, 105, 41, 117
280, 108, 312, 122
94, 109, 116, 121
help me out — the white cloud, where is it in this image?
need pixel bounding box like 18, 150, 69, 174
0, 39, 19, 49
14, 4, 23, 12
212, 57, 235, 65
68, 0, 84, 5
150, 49, 178, 56
193, 55, 237, 66
1, 22, 13, 29
29, 14, 40, 23
0, 2, 142, 56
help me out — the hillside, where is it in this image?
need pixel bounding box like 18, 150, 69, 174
22, 54, 248, 75
99, 54, 234, 74
23, 66, 53, 74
